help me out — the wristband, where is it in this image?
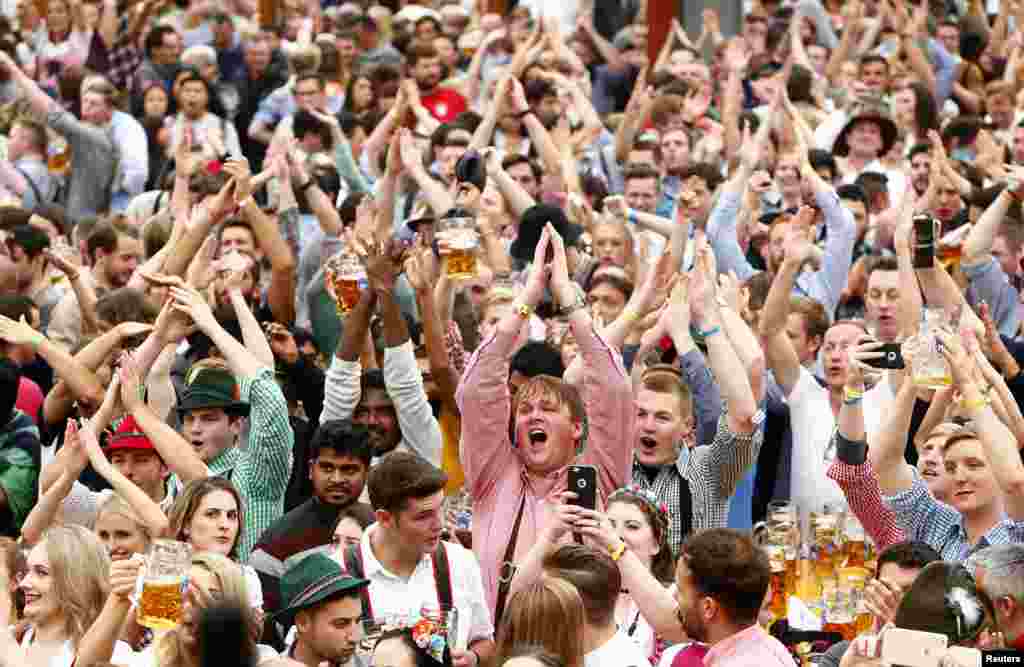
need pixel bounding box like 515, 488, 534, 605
627, 208, 638, 224
843, 386, 865, 402
836, 431, 868, 465
697, 325, 721, 338
29, 333, 44, 350
622, 309, 640, 323
517, 303, 533, 319
959, 398, 989, 411
610, 542, 628, 562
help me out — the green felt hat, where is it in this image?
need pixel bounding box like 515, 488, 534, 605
274, 553, 369, 624
177, 365, 250, 417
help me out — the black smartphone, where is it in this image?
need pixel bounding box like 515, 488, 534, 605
567, 465, 598, 510
913, 215, 935, 269
864, 343, 905, 370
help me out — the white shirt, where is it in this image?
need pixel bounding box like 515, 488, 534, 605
786, 368, 846, 516
19, 627, 135, 667
351, 523, 493, 647
109, 110, 149, 198
584, 630, 652, 667
861, 374, 896, 447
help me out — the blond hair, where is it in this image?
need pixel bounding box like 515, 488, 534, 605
97, 493, 157, 546
497, 576, 586, 667
39, 525, 111, 646
155, 552, 255, 667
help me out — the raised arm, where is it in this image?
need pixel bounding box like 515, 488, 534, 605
81, 406, 170, 539
170, 285, 266, 378
406, 247, 457, 412
0, 50, 58, 115
758, 215, 814, 396
399, 129, 454, 216
866, 363, 918, 495
119, 355, 209, 484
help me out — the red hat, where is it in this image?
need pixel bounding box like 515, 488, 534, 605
104, 415, 156, 454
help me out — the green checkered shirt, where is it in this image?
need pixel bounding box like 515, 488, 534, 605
173, 369, 294, 563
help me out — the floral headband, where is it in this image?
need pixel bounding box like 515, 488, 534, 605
609, 485, 670, 532
381, 617, 448, 664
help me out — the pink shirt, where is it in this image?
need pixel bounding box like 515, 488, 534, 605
703, 625, 796, 667
456, 318, 634, 615
16, 377, 43, 425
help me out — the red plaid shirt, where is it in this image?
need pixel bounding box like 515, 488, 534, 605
827, 458, 906, 550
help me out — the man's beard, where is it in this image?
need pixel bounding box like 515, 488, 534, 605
367, 426, 398, 456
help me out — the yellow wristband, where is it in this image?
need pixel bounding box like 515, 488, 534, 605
610, 542, 628, 562
517, 304, 532, 319
960, 398, 989, 411
622, 309, 640, 323
844, 387, 864, 402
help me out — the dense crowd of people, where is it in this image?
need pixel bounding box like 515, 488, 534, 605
0, 0, 1017, 665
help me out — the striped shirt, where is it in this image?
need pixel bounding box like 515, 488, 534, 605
884, 469, 1024, 561
632, 414, 763, 555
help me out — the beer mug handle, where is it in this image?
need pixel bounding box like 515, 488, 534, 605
130, 556, 148, 610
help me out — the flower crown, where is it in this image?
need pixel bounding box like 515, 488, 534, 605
381, 616, 448, 664
610, 485, 670, 527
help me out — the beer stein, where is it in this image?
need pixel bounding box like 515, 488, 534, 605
138, 540, 192, 630
437, 217, 479, 280
908, 306, 953, 389
325, 251, 368, 317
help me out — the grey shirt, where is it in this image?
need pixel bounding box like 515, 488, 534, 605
13, 156, 57, 208
47, 110, 117, 220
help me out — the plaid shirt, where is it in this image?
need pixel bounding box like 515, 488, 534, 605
105, 16, 142, 91
884, 469, 1024, 561
827, 457, 906, 551
632, 414, 763, 555
172, 369, 294, 563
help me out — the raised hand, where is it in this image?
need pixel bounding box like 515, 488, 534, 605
170, 285, 218, 332
118, 351, 147, 412
364, 238, 406, 295
523, 224, 552, 306
215, 251, 255, 294
403, 246, 437, 292
398, 128, 424, 172
223, 158, 253, 203
110, 555, 146, 601
548, 224, 577, 309
603, 195, 628, 219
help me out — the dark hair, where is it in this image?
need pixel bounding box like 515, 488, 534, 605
310, 419, 373, 467
293, 109, 333, 149
6, 225, 49, 259
86, 221, 136, 264
860, 54, 890, 71
510, 342, 565, 380
787, 64, 816, 105
524, 78, 557, 104
867, 255, 900, 281
339, 192, 371, 226
836, 183, 868, 210
606, 493, 676, 584
367, 451, 448, 513
94, 288, 159, 328
679, 162, 724, 192
680, 528, 770, 626
543, 545, 621, 627
145, 25, 177, 57
0, 359, 19, 424
905, 81, 940, 135
294, 72, 326, 92
876, 541, 942, 575
503, 154, 542, 183
908, 142, 933, 161
894, 562, 995, 646
587, 271, 634, 302
342, 73, 374, 114
623, 161, 661, 185
406, 40, 440, 68
808, 149, 837, 178
0, 296, 35, 323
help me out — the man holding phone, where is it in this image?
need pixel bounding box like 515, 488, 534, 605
457, 224, 634, 621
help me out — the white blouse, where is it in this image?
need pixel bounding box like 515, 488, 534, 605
19, 626, 135, 667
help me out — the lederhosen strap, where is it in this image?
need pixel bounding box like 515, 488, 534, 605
678, 473, 694, 543
343, 542, 454, 621
493, 493, 527, 627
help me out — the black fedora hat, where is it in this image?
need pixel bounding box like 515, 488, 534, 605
833, 95, 899, 158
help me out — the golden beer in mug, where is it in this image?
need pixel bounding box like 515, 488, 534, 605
325, 252, 367, 317
137, 540, 192, 630
139, 578, 185, 630
438, 217, 479, 280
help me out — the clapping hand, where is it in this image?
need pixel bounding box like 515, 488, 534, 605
170, 285, 218, 333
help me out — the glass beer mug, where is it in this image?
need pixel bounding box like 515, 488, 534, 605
138, 540, 192, 630
438, 217, 479, 280
909, 307, 953, 389
325, 251, 368, 317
